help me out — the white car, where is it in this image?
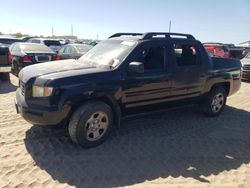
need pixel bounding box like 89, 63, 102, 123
27, 38, 61, 53
241, 52, 250, 81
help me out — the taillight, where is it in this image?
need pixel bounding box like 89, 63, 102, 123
22, 55, 32, 63
54, 55, 61, 61
7, 52, 12, 64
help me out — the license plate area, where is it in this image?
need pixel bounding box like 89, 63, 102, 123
35, 55, 51, 62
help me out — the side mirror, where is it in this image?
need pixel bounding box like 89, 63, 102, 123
128, 62, 144, 74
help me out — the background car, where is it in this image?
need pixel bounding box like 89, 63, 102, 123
27, 38, 62, 53
0, 37, 22, 80
9, 43, 60, 76
203, 43, 230, 58
241, 52, 250, 81
58, 44, 93, 59
0, 36, 22, 48
225, 44, 245, 59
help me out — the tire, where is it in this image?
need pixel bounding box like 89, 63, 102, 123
0, 73, 10, 81
68, 101, 114, 148
202, 87, 227, 117
11, 61, 18, 76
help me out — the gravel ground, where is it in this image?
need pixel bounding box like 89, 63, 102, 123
0, 74, 250, 188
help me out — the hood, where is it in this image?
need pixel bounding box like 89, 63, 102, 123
241, 57, 250, 65
19, 59, 102, 83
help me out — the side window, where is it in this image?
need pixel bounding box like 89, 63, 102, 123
64, 47, 72, 54
58, 46, 65, 54
134, 46, 165, 71
12, 44, 19, 53
9, 44, 15, 52
71, 47, 77, 53
174, 43, 199, 66
31, 39, 40, 44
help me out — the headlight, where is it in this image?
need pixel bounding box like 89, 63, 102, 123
32, 85, 53, 97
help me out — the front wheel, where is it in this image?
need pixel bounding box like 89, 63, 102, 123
68, 101, 113, 148
202, 87, 227, 117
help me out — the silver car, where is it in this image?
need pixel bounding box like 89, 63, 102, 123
58, 44, 93, 60
27, 38, 62, 53
241, 52, 250, 81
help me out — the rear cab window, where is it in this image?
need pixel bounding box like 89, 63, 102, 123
173, 42, 201, 67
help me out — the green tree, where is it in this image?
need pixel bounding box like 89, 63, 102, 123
15, 32, 23, 38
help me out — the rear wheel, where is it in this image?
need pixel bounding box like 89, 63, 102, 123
68, 101, 113, 148
202, 87, 227, 116
11, 61, 18, 76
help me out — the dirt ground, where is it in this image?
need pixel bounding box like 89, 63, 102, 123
0, 74, 250, 188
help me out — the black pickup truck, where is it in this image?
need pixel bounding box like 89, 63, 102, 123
15, 32, 242, 148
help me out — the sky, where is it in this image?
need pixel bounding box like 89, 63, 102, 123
0, 0, 250, 44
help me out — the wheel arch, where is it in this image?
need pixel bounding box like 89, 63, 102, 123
67, 95, 121, 130
210, 82, 230, 96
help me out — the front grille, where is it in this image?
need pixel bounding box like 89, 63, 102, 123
243, 65, 250, 71
20, 81, 25, 96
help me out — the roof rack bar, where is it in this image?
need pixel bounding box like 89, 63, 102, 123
109, 33, 143, 38
142, 32, 195, 40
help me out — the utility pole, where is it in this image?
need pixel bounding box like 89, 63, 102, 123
169, 20, 172, 33
96, 34, 99, 40
71, 24, 73, 36
52, 26, 54, 37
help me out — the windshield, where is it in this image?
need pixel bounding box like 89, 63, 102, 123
76, 45, 93, 52
78, 39, 137, 68
246, 52, 250, 58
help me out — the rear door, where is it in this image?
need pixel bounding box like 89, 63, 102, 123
60, 46, 71, 59
70, 47, 79, 59
122, 41, 173, 109
171, 41, 207, 98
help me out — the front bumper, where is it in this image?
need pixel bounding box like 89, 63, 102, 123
242, 70, 250, 80
15, 88, 70, 126
0, 65, 11, 73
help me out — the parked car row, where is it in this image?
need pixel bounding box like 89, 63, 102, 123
9, 43, 60, 76
58, 44, 92, 59
0, 35, 95, 78
27, 38, 62, 53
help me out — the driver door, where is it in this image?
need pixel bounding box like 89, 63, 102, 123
122, 41, 172, 110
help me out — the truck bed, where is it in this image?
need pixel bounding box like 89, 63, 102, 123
212, 57, 241, 70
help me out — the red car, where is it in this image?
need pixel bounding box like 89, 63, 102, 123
203, 43, 230, 58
